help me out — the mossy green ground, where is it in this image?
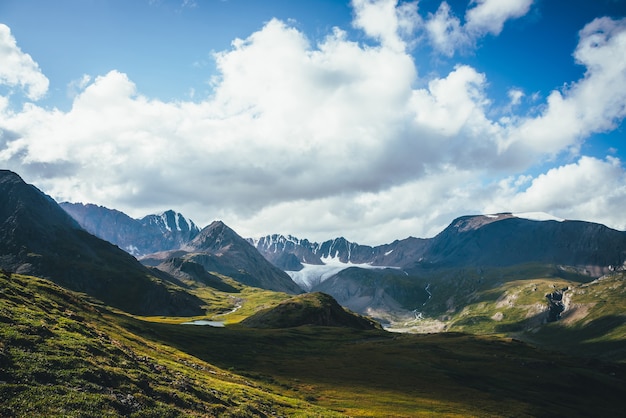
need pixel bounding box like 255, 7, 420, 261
0, 273, 335, 417
2, 270, 626, 417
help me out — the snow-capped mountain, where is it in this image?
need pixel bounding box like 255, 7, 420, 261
249, 234, 429, 290
141, 210, 199, 235
251, 234, 429, 267
60, 203, 200, 256
250, 212, 626, 292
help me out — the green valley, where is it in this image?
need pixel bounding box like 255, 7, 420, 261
2, 270, 625, 417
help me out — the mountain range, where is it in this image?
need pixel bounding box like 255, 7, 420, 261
59, 201, 626, 330
141, 219, 303, 294
252, 212, 626, 274
6, 173, 623, 331
60, 202, 200, 256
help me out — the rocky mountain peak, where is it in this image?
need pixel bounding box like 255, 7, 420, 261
187, 220, 240, 253
141, 210, 199, 235
61, 203, 200, 256
0, 169, 25, 184
448, 213, 515, 232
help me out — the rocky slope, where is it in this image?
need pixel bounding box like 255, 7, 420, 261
142, 221, 302, 294
0, 170, 204, 316
254, 214, 626, 276
412, 213, 626, 272
60, 202, 200, 256
250, 234, 429, 270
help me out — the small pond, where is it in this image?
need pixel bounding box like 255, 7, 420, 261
181, 320, 225, 327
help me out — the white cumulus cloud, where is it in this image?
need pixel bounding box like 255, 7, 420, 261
0, 24, 49, 101
504, 17, 626, 156
1, 2, 626, 244
424, 0, 533, 56
465, 0, 533, 36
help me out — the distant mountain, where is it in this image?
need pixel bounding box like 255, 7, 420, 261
250, 234, 428, 270
0, 170, 204, 316
61, 202, 200, 256
241, 292, 380, 329
250, 213, 626, 324
142, 221, 303, 294
311, 267, 431, 320
253, 213, 626, 283
411, 213, 626, 273
250, 234, 429, 290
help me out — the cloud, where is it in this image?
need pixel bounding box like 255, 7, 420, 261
351, 0, 421, 51
424, 2, 469, 56
424, 0, 533, 56
486, 156, 626, 232
507, 88, 524, 107
0, 24, 49, 101
1, 3, 626, 244
67, 74, 92, 99
465, 0, 533, 36
503, 17, 626, 156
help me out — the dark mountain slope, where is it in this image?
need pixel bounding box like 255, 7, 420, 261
241, 292, 380, 329
254, 214, 626, 278
312, 267, 431, 316
143, 221, 302, 294
61, 202, 200, 256
0, 170, 204, 316
416, 214, 626, 272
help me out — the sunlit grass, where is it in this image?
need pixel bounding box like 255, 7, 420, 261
2, 268, 625, 417
138, 274, 292, 326
0, 272, 335, 417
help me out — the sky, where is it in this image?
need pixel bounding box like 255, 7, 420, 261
1, 0, 626, 245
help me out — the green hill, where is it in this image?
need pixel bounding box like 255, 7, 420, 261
241, 292, 380, 329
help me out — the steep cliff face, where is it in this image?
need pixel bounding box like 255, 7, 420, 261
0, 170, 204, 316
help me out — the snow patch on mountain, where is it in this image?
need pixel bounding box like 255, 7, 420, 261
125, 245, 140, 256
513, 212, 565, 222
287, 256, 394, 291
159, 212, 173, 232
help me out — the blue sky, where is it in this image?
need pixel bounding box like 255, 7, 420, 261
1, 0, 626, 244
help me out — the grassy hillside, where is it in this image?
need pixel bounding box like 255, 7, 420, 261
125, 319, 626, 418
0, 272, 336, 417
398, 266, 626, 362
241, 292, 380, 329
2, 270, 625, 417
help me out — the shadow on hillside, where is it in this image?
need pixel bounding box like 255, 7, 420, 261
497, 314, 626, 362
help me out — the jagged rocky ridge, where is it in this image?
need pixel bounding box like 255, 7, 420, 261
252, 213, 626, 275
61, 202, 200, 256
249, 234, 429, 270
60, 202, 302, 294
